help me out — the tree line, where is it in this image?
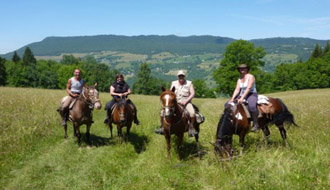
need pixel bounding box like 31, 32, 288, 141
212, 40, 330, 95
1, 40, 329, 98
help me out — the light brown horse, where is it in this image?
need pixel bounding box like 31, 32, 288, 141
59, 84, 101, 145
160, 87, 200, 159
108, 97, 134, 142
214, 97, 298, 159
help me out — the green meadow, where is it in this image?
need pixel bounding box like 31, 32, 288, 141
0, 87, 329, 189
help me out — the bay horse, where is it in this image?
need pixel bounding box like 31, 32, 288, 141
107, 96, 134, 142
214, 97, 298, 159
160, 87, 200, 159
58, 84, 101, 145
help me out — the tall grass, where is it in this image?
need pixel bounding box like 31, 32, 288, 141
0, 87, 329, 189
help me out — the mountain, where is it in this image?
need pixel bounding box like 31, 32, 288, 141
2, 35, 235, 58
1, 35, 329, 86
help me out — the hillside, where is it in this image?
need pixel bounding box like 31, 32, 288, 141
2, 35, 329, 85
1, 87, 330, 189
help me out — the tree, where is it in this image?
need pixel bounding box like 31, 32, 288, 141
213, 40, 266, 95
310, 43, 322, 59
323, 41, 330, 56
133, 63, 166, 95
193, 79, 216, 98
0, 57, 7, 85
21, 47, 38, 87
12, 51, 20, 63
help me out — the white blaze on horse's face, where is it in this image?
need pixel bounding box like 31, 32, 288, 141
164, 94, 171, 116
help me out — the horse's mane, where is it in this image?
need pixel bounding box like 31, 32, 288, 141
216, 107, 234, 140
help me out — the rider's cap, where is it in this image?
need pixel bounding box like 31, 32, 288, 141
177, 70, 186, 76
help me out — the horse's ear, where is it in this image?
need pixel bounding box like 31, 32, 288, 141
161, 86, 166, 92
171, 86, 175, 92
94, 82, 98, 87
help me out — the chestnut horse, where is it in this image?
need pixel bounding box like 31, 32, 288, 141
58, 84, 101, 145
107, 97, 134, 142
160, 87, 200, 159
214, 97, 298, 158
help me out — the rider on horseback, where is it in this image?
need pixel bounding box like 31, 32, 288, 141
59, 68, 85, 126
155, 70, 198, 137
228, 64, 260, 132
104, 74, 140, 125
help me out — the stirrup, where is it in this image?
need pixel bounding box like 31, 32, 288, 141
154, 127, 164, 135
61, 120, 67, 126
250, 125, 259, 132
188, 128, 198, 137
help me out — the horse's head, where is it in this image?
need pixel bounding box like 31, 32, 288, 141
160, 86, 177, 117
115, 97, 128, 123
214, 104, 236, 158
83, 83, 102, 110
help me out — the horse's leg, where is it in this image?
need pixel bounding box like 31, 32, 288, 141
63, 124, 68, 139
164, 131, 171, 159
126, 123, 132, 142
118, 126, 123, 143
177, 132, 184, 160
238, 134, 246, 156
195, 125, 201, 159
76, 125, 81, 146
276, 123, 288, 146
86, 123, 91, 145
262, 124, 271, 145
109, 122, 113, 138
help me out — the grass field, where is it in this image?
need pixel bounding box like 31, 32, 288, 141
0, 87, 329, 189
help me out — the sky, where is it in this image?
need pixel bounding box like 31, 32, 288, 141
1, 0, 330, 54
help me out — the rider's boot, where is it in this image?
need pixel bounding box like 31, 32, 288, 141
154, 117, 164, 135
61, 109, 68, 126
188, 117, 198, 137
250, 111, 260, 132
104, 109, 110, 124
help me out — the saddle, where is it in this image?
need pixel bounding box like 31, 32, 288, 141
60, 96, 78, 110
237, 95, 274, 120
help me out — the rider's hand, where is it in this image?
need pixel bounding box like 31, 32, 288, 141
238, 97, 244, 104
181, 100, 187, 106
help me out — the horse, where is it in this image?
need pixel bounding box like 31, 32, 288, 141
213, 97, 298, 159
58, 84, 101, 145
107, 96, 134, 142
160, 87, 201, 159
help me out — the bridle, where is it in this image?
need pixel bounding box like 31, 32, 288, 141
161, 92, 186, 127
82, 87, 101, 109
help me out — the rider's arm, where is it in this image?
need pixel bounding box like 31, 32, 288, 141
124, 88, 131, 96
66, 78, 76, 97
240, 75, 255, 100
184, 83, 195, 104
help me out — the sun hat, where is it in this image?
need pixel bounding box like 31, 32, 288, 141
177, 70, 186, 76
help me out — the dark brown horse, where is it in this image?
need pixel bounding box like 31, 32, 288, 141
59, 84, 101, 145
160, 87, 200, 159
108, 97, 134, 142
214, 97, 298, 159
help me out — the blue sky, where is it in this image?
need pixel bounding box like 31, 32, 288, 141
1, 0, 330, 54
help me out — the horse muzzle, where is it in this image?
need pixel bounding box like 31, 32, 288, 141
94, 102, 102, 110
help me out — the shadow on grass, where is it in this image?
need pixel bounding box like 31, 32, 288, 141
128, 132, 150, 154
81, 134, 116, 147
174, 137, 208, 161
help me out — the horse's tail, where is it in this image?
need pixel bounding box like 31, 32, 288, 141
274, 98, 299, 127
